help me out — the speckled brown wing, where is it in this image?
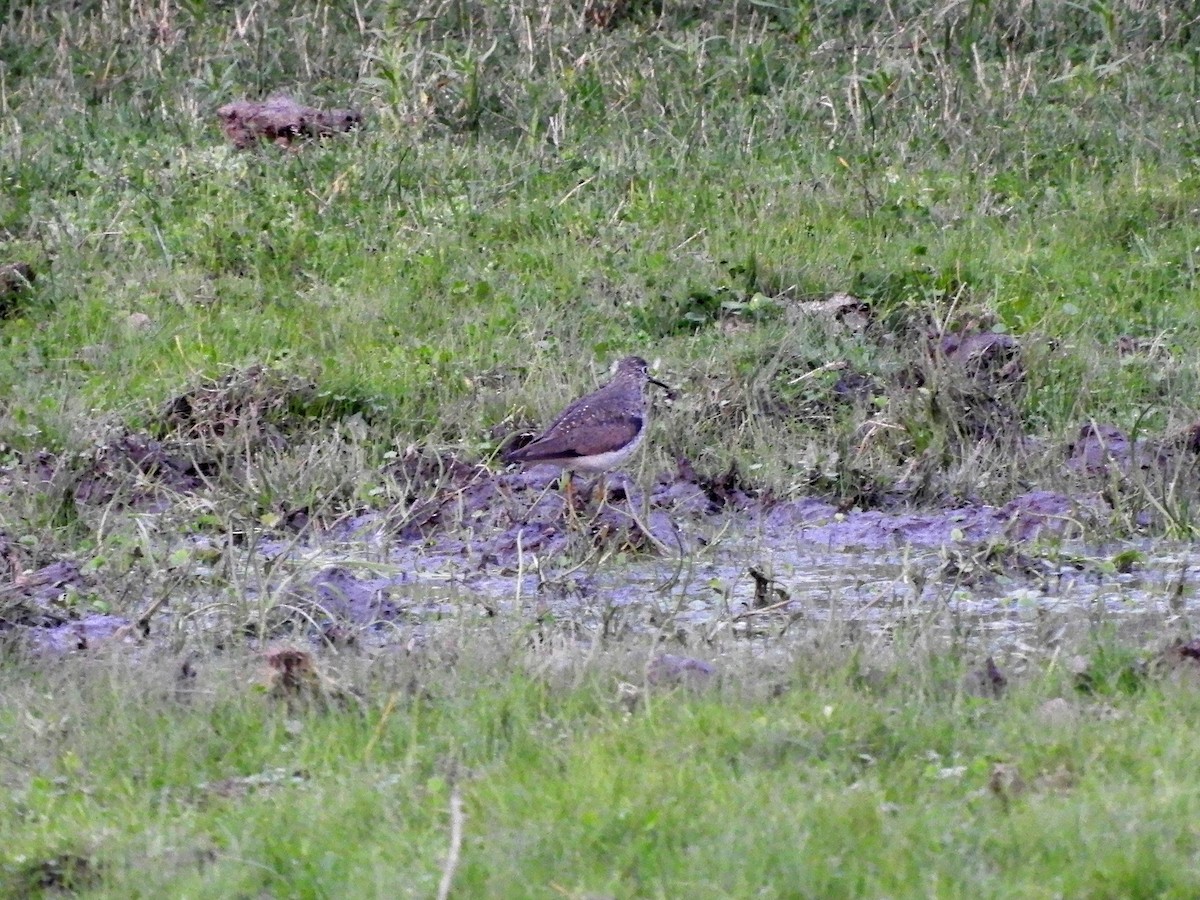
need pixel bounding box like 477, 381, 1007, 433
507, 389, 643, 463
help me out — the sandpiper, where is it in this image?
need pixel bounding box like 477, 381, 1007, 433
504, 356, 672, 501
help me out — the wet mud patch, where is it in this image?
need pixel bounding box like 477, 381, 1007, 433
373, 451, 1094, 567
7, 455, 1195, 654
6, 399, 1197, 652
211, 455, 1139, 640
22, 614, 133, 654
300, 566, 411, 625
285, 450, 1200, 650
762, 489, 1095, 550
163, 454, 752, 636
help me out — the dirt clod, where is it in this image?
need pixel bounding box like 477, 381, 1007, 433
0, 560, 86, 627
263, 646, 359, 710
217, 96, 362, 149
748, 566, 788, 608
988, 763, 1026, 801
1175, 638, 1200, 660
583, 0, 630, 30
965, 656, 1007, 698
264, 647, 322, 698
647, 653, 716, 688
0, 261, 35, 317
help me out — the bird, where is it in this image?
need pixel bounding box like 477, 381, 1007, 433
503, 356, 672, 504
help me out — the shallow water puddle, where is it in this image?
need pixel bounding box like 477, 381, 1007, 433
10, 483, 1197, 652
249, 489, 1199, 642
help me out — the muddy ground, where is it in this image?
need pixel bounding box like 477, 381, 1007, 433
3, 415, 1193, 659
2, 317, 1198, 657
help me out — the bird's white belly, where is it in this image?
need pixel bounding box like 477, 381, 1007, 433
569, 427, 646, 472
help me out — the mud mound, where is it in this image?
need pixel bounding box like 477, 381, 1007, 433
18, 367, 355, 515
0, 560, 87, 629
156, 364, 320, 446
384, 455, 683, 563
1067, 421, 1200, 476
925, 326, 1026, 442
74, 431, 209, 508
217, 96, 362, 150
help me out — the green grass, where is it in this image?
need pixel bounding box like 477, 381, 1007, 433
2, 2, 1200, 894
1, 1, 1198, 512
3, 633, 1200, 897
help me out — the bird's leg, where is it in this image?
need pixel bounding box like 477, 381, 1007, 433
559, 470, 579, 511
587, 473, 609, 510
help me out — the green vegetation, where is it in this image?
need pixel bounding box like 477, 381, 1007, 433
2, 0, 1198, 514
4, 629, 1200, 898
3, 1, 1200, 895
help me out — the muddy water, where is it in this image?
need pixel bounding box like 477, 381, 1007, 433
518, 510, 1193, 643
12, 462, 1197, 653
260, 473, 1195, 648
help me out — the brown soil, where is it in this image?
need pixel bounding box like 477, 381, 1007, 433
217, 96, 362, 150
0, 261, 35, 317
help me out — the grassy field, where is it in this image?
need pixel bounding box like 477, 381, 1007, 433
3, 0, 1200, 896
3, 0, 1199, 508
5, 627, 1200, 898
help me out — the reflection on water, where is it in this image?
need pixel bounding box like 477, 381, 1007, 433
284, 497, 1197, 654
18, 489, 1198, 653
